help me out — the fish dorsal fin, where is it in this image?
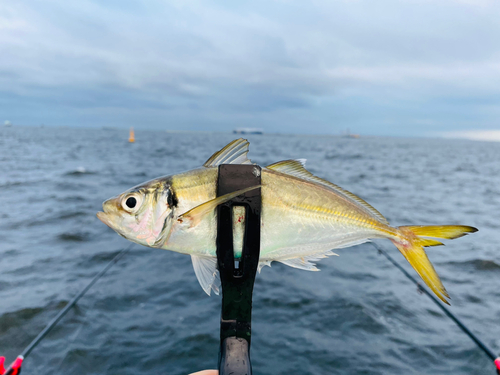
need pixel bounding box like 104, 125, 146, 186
266, 159, 310, 179
266, 160, 389, 225
203, 138, 253, 167
191, 255, 220, 296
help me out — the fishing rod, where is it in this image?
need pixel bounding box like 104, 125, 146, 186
0, 245, 133, 375
371, 242, 500, 375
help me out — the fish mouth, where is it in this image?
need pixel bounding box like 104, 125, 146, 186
96, 211, 113, 228
97, 199, 116, 229
97, 197, 119, 227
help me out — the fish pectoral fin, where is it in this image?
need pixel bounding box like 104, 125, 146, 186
191, 255, 220, 296
278, 250, 339, 271
203, 138, 253, 167
177, 185, 261, 228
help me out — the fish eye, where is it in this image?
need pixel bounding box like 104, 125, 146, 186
126, 197, 136, 208
121, 193, 143, 212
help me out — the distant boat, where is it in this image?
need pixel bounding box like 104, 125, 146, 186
342, 129, 359, 139
343, 134, 360, 139
233, 127, 263, 135
4, 120, 12, 127
129, 127, 135, 143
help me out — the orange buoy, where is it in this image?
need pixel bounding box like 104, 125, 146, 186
128, 127, 135, 143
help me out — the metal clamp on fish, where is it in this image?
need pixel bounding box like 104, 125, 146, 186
216, 164, 262, 375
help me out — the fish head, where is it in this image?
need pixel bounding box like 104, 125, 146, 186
97, 177, 176, 248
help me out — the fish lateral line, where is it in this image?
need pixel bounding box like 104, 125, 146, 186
267, 195, 387, 230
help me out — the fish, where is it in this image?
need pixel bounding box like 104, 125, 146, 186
97, 138, 477, 303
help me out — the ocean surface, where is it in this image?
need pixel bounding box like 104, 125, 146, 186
0, 126, 499, 375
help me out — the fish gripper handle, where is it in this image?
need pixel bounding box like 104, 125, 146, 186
216, 164, 262, 375
0, 356, 23, 375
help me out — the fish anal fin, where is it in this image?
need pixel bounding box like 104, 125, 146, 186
178, 185, 261, 227
278, 250, 339, 272
203, 138, 253, 167
191, 255, 220, 296
266, 159, 389, 225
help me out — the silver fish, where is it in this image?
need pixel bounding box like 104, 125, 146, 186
97, 139, 477, 302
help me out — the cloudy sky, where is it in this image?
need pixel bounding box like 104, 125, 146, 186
1, 0, 500, 137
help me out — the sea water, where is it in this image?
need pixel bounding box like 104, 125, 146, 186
0, 126, 498, 374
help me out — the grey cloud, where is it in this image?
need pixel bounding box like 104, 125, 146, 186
1, 0, 500, 135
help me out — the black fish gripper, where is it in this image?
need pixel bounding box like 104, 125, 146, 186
216, 164, 262, 375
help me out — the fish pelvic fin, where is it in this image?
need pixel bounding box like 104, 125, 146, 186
391, 225, 478, 304
191, 255, 220, 296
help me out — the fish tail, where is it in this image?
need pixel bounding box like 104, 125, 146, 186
391, 225, 477, 304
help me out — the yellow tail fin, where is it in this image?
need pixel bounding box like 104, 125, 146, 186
391, 225, 477, 304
